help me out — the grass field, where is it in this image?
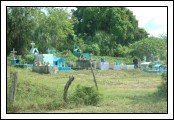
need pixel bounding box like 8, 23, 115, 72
7, 66, 167, 113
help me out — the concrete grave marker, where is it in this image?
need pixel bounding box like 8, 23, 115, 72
11, 48, 17, 60
31, 41, 35, 48
30, 41, 39, 55
46, 48, 51, 54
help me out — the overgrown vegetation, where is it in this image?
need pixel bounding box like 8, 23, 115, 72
71, 84, 102, 105
156, 73, 167, 98
161, 72, 167, 81
23, 54, 35, 64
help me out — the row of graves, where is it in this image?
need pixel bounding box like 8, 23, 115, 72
140, 55, 167, 74
10, 42, 167, 74
75, 55, 167, 74
96, 58, 134, 70
73, 46, 134, 70
95, 56, 167, 74
31, 42, 72, 74
10, 42, 71, 74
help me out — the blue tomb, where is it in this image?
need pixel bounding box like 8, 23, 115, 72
53, 56, 71, 71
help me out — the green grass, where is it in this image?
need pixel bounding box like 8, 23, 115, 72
7, 66, 167, 113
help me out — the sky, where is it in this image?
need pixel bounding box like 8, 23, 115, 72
67, 7, 167, 37
127, 7, 167, 37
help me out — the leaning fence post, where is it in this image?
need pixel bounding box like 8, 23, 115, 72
90, 61, 98, 90
11, 72, 18, 108
63, 76, 75, 102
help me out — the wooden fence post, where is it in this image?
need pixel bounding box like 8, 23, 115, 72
11, 72, 18, 107
90, 62, 98, 90
63, 76, 75, 102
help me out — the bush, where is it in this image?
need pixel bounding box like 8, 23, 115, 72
156, 73, 167, 98
23, 54, 35, 64
71, 84, 102, 106
157, 81, 167, 98
161, 73, 167, 81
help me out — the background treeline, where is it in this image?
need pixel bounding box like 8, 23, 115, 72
7, 7, 167, 61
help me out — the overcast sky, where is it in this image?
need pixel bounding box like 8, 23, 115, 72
66, 7, 167, 37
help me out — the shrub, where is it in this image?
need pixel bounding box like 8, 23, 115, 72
23, 54, 34, 64
161, 72, 167, 81
71, 84, 102, 105
156, 73, 167, 98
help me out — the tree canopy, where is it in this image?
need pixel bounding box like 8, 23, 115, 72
72, 7, 149, 56
7, 7, 165, 59
7, 7, 74, 55
7, 7, 38, 55
129, 37, 167, 61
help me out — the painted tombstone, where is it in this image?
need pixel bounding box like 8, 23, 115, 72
30, 41, 39, 55
11, 48, 17, 60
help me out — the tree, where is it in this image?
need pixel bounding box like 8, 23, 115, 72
158, 33, 167, 40
7, 7, 38, 55
34, 7, 74, 53
72, 7, 149, 56
7, 7, 75, 55
129, 37, 167, 61
134, 28, 149, 41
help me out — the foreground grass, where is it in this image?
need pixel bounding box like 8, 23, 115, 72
7, 66, 167, 113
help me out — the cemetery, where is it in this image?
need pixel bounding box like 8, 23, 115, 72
10, 41, 167, 75
10, 42, 71, 74
8, 42, 167, 113
6, 7, 168, 114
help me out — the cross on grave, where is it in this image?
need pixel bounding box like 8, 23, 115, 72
11, 48, 17, 60
46, 48, 51, 54
31, 41, 35, 48
52, 48, 56, 55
